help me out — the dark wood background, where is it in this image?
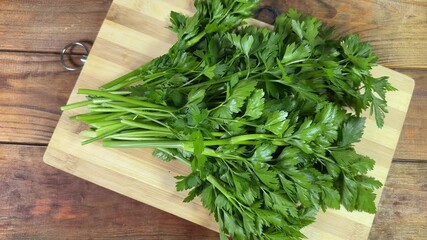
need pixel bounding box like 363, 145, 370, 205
0, 0, 426, 239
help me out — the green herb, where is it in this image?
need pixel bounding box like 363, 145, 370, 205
63, 0, 395, 239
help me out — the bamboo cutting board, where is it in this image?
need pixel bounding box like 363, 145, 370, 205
44, 0, 415, 239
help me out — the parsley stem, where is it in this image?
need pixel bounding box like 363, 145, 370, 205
112, 71, 169, 90
90, 120, 122, 128
204, 134, 276, 145
88, 108, 126, 113
78, 89, 175, 111
102, 133, 277, 150
107, 132, 174, 140
104, 103, 173, 118
100, 68, 144, 90
120, 120, 170, 132
61, 100, 91, 111
72, 112, 128, 123
83, 124, 129, 145
103, 140, 183, 148
184, 31, 207, 49
315, 153, 334, 164
71, 113, 112, 121
206, 175, 243, 213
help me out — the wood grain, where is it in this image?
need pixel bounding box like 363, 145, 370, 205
261, 0, 427, 69
0, 0, 424, 239
1, 144, 424, 240
369, 161, 427, 240
0, 0, 112, 53
43, 1, 415, 239
394, 69, 427, 161
0, 144, 218, 239
0, 53, 77, 144
0, 55, 421, 159
0, 0, 425, 68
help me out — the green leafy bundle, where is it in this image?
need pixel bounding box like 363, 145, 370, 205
63, 0, 395, 239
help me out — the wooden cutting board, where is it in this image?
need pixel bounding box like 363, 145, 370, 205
44, 0, 415, 239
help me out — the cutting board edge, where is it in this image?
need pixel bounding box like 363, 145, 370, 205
42, 146, 221, 232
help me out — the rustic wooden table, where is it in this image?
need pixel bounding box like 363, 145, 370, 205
0, 1, 426, 239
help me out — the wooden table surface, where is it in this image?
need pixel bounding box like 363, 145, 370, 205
0, 0, 425, 239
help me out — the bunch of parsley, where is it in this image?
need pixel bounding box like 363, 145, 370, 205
63, 0, 395, 239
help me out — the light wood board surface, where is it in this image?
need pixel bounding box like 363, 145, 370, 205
44, 0, 415, 239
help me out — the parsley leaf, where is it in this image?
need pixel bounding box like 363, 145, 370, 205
339, 116, 366, 147
244, 89, 265, 120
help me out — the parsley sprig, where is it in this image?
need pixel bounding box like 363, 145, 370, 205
63, 0, 395, 239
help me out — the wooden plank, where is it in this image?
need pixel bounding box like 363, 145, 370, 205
261, 0, 427, 69
1, 145, 423, 239
369, 161, 427, 240
0, 53, 77, 144
394, 69, 427, 161
0, 0, 425, 68
0, 57, 419, 156
0, 144, 218, 239
0, 0, 112, 53
43, 1, 415, 239
0, 69, 422, 159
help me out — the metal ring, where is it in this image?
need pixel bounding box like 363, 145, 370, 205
253, 6, 279, 24
60, 41, 90, 71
